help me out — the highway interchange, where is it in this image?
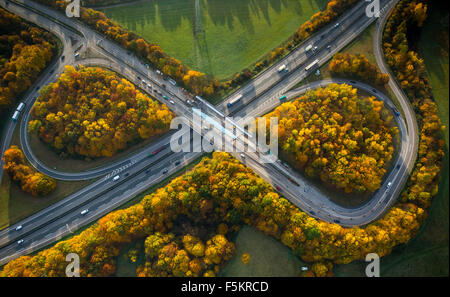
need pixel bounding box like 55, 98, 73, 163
0, 0, 418, 265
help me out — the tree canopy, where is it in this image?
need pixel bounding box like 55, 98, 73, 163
265, 83, 397, 194
30, 66, 174, 158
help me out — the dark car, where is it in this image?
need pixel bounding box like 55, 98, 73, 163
61, 55, 65, 61
162, 169, 168, 174
174, 160, 181, 166
333, 219, 341, 224
145, 169, 152, 174
396, 164, 401, 170
124, 172, 130, 177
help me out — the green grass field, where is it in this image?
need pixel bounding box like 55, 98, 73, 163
101, 0, 328, 80
219, 225, 305, 277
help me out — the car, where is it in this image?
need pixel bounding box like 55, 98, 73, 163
163, 95, 168, 100
169, 100, 175, 105
162, 169, 168, 174
17, 239, 24, 245
80, 209, 89, 215
310, 211, 316, 215
350, 80, 356, 84
147, 84, 152, 89
124, 172, 130, 177
275, 185, 282, 191
61, 55, 65, 61
156, 70, 162, 75
372, 88, 378, 93
240, 153, 246, 159
145, 64, 150, 69
313, 46, 318, 51
142, 79, 146, 84
113, 175, 120, 181
396, 164, 401, 170
145, 169, 152, 174
301, 266, 308, 271
186, 100, 191, 105
137, 76, 141, 80
334, 22, 340, 28
162, 84, 167, 89
174, 160, 181, 166
386, 181, 392, 190
333, 219, 341, 223
15, 225, 23, 231
327, 45, 332, 50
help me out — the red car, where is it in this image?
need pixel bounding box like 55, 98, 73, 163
275, 185, 282, 191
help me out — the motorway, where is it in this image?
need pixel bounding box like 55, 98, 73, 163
0, 0, 418, 265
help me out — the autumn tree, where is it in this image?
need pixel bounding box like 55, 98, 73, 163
2, 145, 56, 197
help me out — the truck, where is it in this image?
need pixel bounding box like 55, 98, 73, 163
227, 94, 243, 108
12, 111, 20, 121
16, 102, 25, 112
149, 146, 165, 157
278, 64, 288, 73
305, 59, 319, 72
168, 78, 177, 86
305, 44, 313, 52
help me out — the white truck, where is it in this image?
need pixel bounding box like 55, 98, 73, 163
16, 102, 25, 112
278, 64, 288, 73
12, 111, 20, 121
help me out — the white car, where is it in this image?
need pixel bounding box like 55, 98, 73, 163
169, 100, 175, 105
142, 79, 146, 84
113, 175, 120, 181
301, 266, 308, 271
386, 182, 393, 190
15, 225, 23, 231
17, 239, 24, 245
240, 154, 246, 159
80, 209, 89, 215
